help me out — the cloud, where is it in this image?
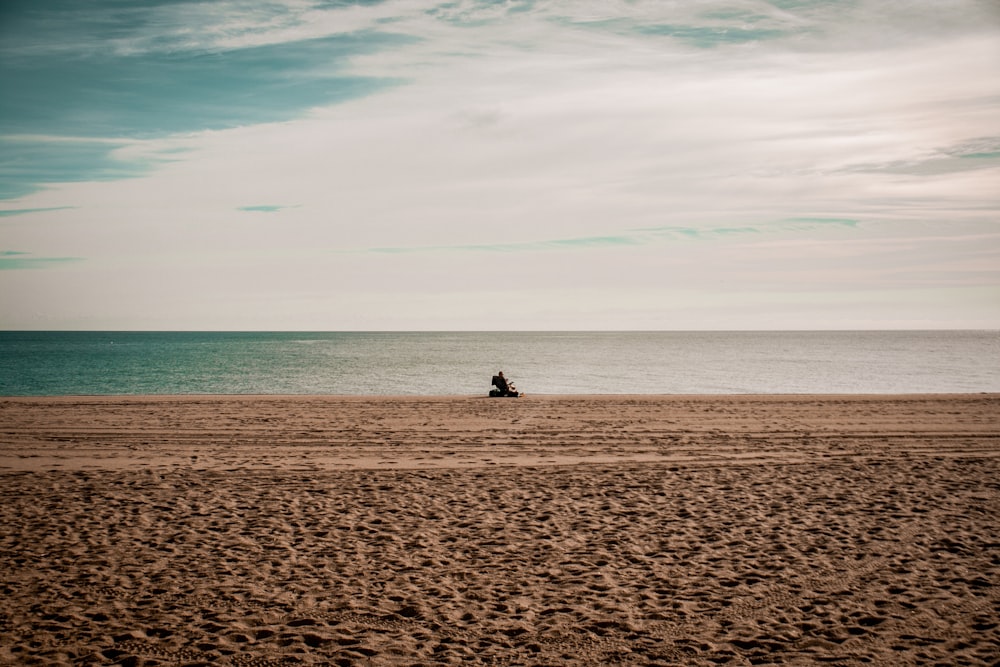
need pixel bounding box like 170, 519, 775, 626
0, 0, 997, 328
5, 0, 997, 201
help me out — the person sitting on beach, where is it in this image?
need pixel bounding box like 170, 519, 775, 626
490, 371, 519, 397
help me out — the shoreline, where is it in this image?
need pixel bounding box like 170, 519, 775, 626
5, 391, 999, 396
2, 393, 998, 665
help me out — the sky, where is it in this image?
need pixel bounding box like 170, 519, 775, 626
1, 0, 998, 331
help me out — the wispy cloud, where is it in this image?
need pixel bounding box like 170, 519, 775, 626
561, 15, 794, 50
838, 136, 1000, 177
361, 218, 864, 254
780, 218, 860, 230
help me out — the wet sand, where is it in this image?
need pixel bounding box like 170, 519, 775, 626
1, 394, 998, 665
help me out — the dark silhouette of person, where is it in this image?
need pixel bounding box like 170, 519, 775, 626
491, 371, 519, 397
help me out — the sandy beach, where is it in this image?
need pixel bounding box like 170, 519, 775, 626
1, 394, 997, 666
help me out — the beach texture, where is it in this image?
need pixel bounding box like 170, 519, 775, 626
1, 394, 998, 666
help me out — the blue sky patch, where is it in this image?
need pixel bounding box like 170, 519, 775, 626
950, 136, 1000, 160
0, 0, 415, 200
0, 206, 76, 217
0, 32, 411, 139
238, 205, 298, 213
0, 251, 83, 270
0, 137, 157, 200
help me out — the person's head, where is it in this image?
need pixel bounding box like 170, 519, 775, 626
498, 371, 504, 377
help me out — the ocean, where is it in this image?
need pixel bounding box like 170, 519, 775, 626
1, 330, 997, 396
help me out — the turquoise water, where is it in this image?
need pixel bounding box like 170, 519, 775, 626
1, 331, 997, 395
